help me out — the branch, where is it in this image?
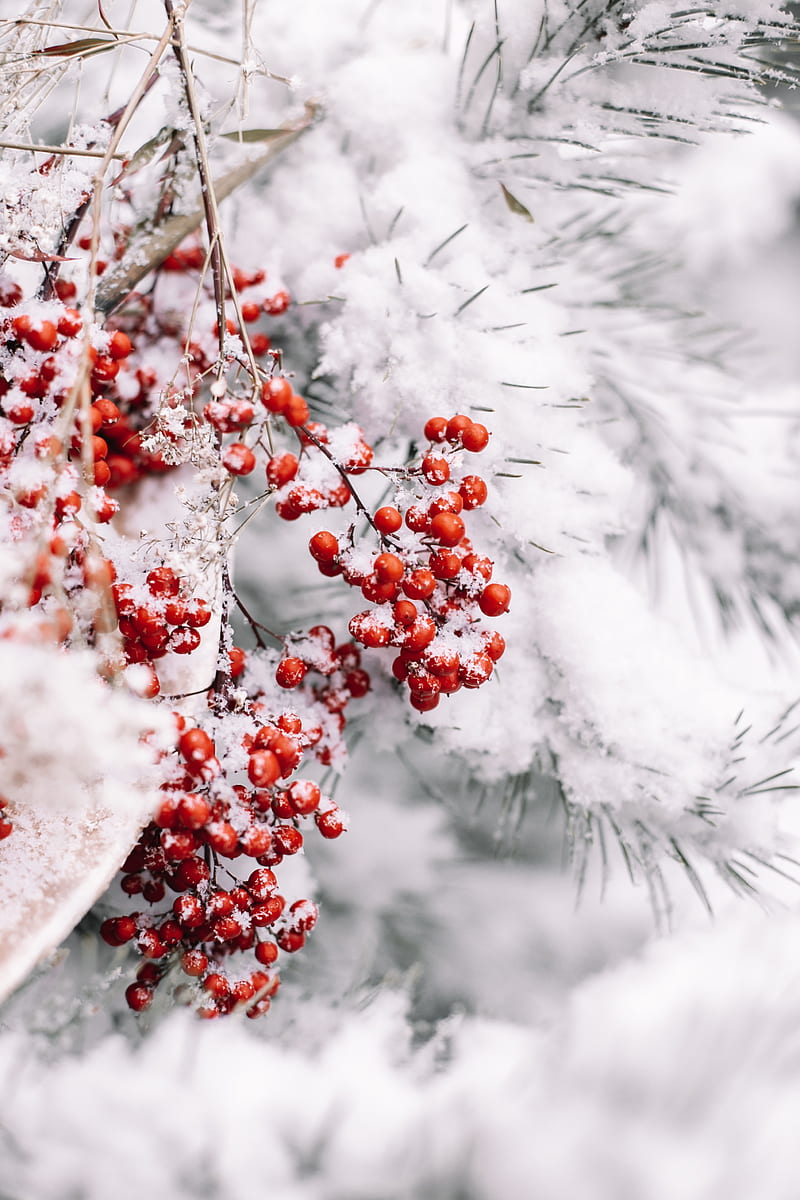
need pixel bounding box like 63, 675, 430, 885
95, 103, 319, 315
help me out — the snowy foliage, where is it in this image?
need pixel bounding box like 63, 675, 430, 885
1, 0, 800, 1194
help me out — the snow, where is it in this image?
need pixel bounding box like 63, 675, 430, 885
1, 0, 800, 1194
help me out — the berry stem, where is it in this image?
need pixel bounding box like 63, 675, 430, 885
296, 423, 380, 534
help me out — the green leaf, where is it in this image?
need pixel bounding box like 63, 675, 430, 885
500, 183, 534, 222
219, 129, 289, 144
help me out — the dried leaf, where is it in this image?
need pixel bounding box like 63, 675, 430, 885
7, 247, 75, 263
37, 38, 115, 58
219, 128, 289, 144
500, 183, 534, 222
110, 126, 179, 185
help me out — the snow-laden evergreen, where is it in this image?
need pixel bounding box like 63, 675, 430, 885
1, 0, 799, 1194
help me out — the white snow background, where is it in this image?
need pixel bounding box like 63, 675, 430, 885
1, 0, 800, 1196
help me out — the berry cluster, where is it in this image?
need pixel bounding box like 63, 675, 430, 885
0, 292, 131, 513
112, 566, 212, 698
308, 415, 510, 712
271, 624, 370, 723
101, 642, 353, 1019
0, 215, 512, 1024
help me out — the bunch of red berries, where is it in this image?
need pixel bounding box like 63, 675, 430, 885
270, 624, 371, 739
0, 217, 513, 1025
0, 290, 132, 512
101, 641, 353, 1019
308, 414, 510, 712
111, 566, 213, 698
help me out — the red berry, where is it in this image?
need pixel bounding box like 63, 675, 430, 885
316, 808, 346, 838
349, 612, 392, 648
345, 668, 370, 698
426, 648, 460, 676
147, 567, 180, 597
163, 598, 189, 625
263, 290, 290, 315
446, 414, 471, 442
430, 512, 465, 546
461, 422, 490, 452
91, 355, 119, 384
462, 553, 493, 581
361, 576, 398, 604
229, 646, 247, 678
222, 443, 256, 475
374, 552, 404, 583
204, 973, 230, 1000
428, 491, 463, 517
173, 895, 205, 928
137, 929, 166, 959
107, 330, 132, 360
478, 583, 511, 616
284, 394, 309, 427
424, 417, 448, 442
276, 929, 305, 953
247, 749, 280, 787
374, 505, 402, 534
248, 868, 278, 900
429, 550, 461, 580
261, 377, 292, 413
7, 400, 34, 424
179, 727, 215, 764
57, 308, 82, 337
289, 898, 319, 931
276, 657, 307, 688
207, 822, 238, 857
168, 626, 201, 655
422, 454, 450, 485
174, 857, 210, 890
459, 475, 488, 508
272, 825, 303, 856
181, 950, 208, 976
0, 279, 22, 306
125, 984, 153, 1012
206, 891, 235, 920
176, 793, 211, 829
482, 630, 506, 661
404, 506, 430, 533
402, 569, 435, 601
404, 615, 436, 652
184, 598, 211, 627
255, 941, 279, 966
161, 829, 196, 861
251, 896, 285, 926
17, 317, 58, 352
266, 451, 299, 485
240, 826, 273, 857
309, 531, 339, 563
393, 599, 418, 626
461, 652, 494, 688
93, 397, 121, 426
287, 780, 321, 815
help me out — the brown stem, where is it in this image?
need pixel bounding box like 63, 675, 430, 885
164, 0, 227, 366
296, 424, 381, 535
232, 592, 284, 649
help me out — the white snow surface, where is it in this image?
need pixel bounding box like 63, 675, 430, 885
1, 0, 800, 1196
